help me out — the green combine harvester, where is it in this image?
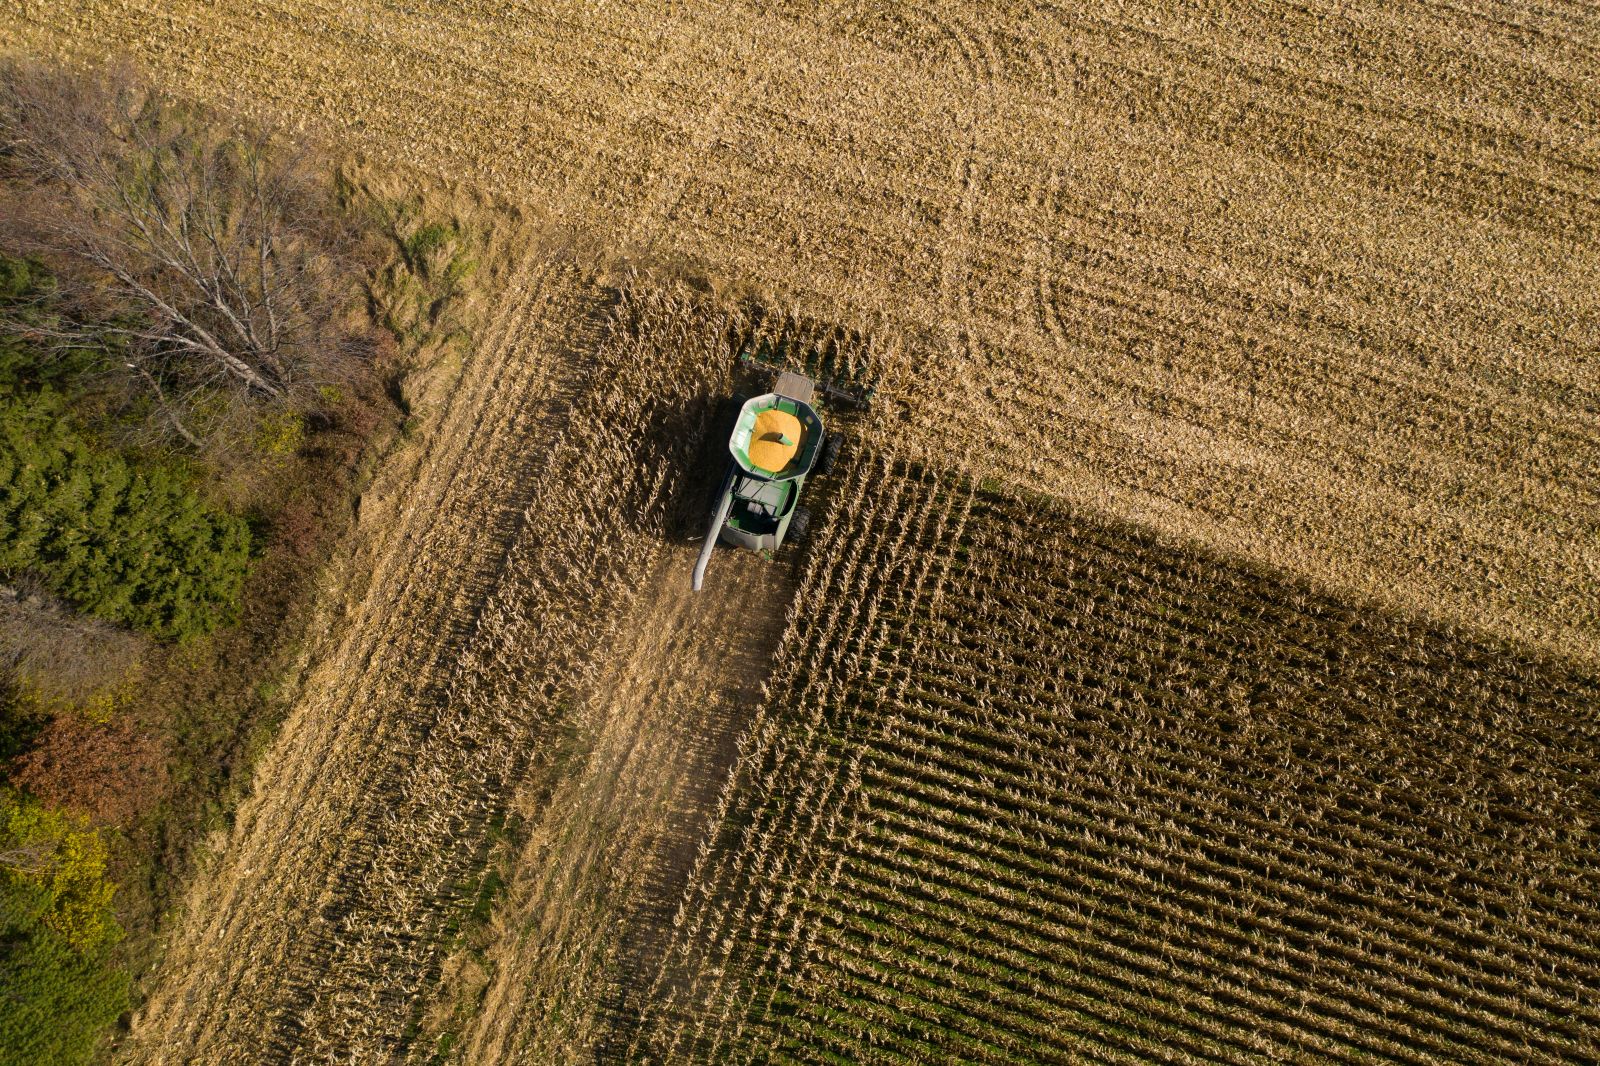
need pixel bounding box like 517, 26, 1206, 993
692, 371, 839, 591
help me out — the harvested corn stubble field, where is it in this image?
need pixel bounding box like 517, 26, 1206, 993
5, 0, 1597, 1062
10, 0, 1595, 662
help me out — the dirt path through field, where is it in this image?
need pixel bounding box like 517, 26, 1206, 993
451, 545, 792, 1065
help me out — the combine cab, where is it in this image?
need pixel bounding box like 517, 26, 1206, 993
692, 371, 839, 591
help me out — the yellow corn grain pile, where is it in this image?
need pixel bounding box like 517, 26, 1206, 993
749, 408, 802, 473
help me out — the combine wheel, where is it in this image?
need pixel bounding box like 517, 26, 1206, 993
817, 432, 844, 476
788, 506, 812, 545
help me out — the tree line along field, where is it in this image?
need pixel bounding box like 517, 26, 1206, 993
625, 450, 1600, 1063
6, 0, 1597, 667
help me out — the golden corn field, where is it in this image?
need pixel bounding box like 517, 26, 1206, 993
6, 0, 1598, 1062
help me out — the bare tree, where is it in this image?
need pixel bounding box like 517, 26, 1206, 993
0, 59, 363, 447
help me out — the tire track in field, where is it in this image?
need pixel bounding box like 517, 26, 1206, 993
998, 146, 1600, 655
902, 0, 1600, 233
458, 546, 792, 1065
893, 1, 1005, 476
620, 6, 780, 258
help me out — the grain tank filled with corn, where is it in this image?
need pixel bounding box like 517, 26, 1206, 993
692, 371, 841, 591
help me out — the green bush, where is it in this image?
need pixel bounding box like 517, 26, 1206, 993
0, 790, 118, 951
0, 255, 47, 387
0, 391, 252, 641
0, 254, 102, 393
0, 790, 130, 1066
253, 408, 306, 461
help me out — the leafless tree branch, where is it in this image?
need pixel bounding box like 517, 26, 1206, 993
0, 58, 369, 450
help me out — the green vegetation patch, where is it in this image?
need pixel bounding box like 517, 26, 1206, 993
0, 789, 130, 1066
0, 390, 252, 641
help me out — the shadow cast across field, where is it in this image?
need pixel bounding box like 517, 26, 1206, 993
613, 460, 1600, 1063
